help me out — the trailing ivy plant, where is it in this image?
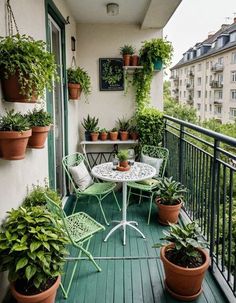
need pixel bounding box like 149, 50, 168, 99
0, 34, 58, 99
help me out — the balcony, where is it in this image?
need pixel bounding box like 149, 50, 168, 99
186, 95, 194, 105
210, 80, 223, 89
211, 63, 224, 73
214, 98, 223, 104
186, 83, 194, 90
188, 71, 194, 78
170, 75, 179, 81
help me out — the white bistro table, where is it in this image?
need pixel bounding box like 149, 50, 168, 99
91, 162, 156, 245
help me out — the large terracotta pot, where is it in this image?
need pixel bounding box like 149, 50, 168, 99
109, 131, 118, 141
68, 83, 81, 100
91, 132, 99, 141
123, 55, 131, 66
120, 131, 129, 141
156, 198, 182, 225
0, 130, 32, 160
1, 72, 37, 103
28, 126, 50, 149
160, 245, 210, 301
11, 276, 60, 303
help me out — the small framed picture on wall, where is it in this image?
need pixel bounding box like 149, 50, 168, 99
99, 58, 124, 91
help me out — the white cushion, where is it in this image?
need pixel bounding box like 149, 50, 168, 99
141, 154, 163, 177
69, 162, 93, 191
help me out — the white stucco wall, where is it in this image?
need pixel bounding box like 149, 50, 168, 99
76, 23, 163, 148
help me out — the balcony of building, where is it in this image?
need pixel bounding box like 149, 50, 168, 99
214, 98, 223, 105
211, 63, 224, 73
188, 70, 195, 78
186, 83, 194, 90
210, 80, 224, 89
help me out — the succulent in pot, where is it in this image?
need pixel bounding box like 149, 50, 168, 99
81, 115, 99, 141
26, 108, 52, 149
120, 44, 135, 66
129, 116, 139, 140
67, 67, 91, 101
100, 128, 108, 141
153, 222, 210, 301
155, 177, 187, 225
0, 109, 32, 160
109, 127, 118, 141
0, 206, 68, 303
117, 149, 129, 170
117, 117, 129, 141
0, 34, 58, 102
90, 127, 100, 141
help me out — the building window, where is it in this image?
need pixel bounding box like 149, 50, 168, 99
197, 77, 201, 85
215, 90, 223, 100
210, 75, 212, 82
196, 48, 201, 57
231, 90, 236, 100
205, 91, 207, 98
197, 91, 201, 98
206, 61, 209, 69
184, 91, 186, 97
209, 91, 212, 98
231, 71, 236, 82
230, 31, 236, 42
205, 105, 207, 111
180, 80, 182, 86
217, 37, 224, 48
230, 108, 236, 118
214, 106, 222, 114
210, 105, 212, 111
232, 52, 236, 64
198, 64, 201, 71
218, 73, 223, 84
197, 104, 201, 110
218, 57, 224, 64
184, 68, 187, 74
206, 75, 208, 84
180, 91, 182, 98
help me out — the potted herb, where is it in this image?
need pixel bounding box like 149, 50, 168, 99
67, 67, 91, 101
117, 117, 129, 141
155, 177, 187, 225
0, 206, 68, 303
90, 127, 100, 141
120, 44, 135, 66
0, 34, 58, 102
109, 127, 118, 141
153, 222, 210, 301
81, 115, 99, 141
0, 110, 31, 160
100, 128, 108, 141
26, 108, 52, 149
117, 149, 129, 170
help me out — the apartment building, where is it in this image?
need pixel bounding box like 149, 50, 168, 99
170, 18, 236, 123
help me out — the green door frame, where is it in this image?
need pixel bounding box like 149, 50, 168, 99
45, 0, 68, 190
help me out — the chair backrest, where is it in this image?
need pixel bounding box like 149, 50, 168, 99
141, 145, 169, 178
62, 152, 89, 193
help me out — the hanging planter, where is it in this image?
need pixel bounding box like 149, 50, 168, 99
153, 57, 163, 71
67, 67, 91, 101
68, 83, 82, 100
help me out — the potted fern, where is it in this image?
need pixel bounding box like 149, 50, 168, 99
0, 110, 31, 160
0, 206, 68, 303
153, 222, 210, 301
155, 177, 187, 225
26, 108, 52, 149
67, 67, 91, 101
0, 34, 57, 102
81, 115, 99, 141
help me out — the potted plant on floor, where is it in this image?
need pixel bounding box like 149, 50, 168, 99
67, 67, 91, 101
109, 127, 118, 141
100, 128, 108, 141
0, 206, 68, 303
117, 117, 129, 141
153, 222, 210, 301
81, 115, 99, 141
120, 44, 135, 66
0, 34, 58, 102
117, 149, 129, 171
26, 108, 52, 149
0, 110, 32, 160
155, 177, 187, 225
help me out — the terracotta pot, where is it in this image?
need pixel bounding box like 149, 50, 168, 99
120, 131, 129, 141
123, 55, 131, 66
1, 72, 37, 103
130, 132, 139, 140
100, 132, 108, 141
0, 130, 32, 160
120, 160, 129, 168
68, 83, 81, 100
156, 198, 182, 225
161, 245, 210, 301
131, 55, 139, 66
28, 126, 50, 149
11, 276, 60, 303
91, 132, 99, 141
109, 132, 118, 141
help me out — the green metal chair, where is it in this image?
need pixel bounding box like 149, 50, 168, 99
127, 145, 169, 224
45, 194, 105, 299
62, 152, 121, 225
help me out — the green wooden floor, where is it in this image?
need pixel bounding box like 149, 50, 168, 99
56, 191, 227, 303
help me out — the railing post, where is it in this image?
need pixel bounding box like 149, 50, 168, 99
209, 138, 219, 272
163, 118, 167, 148
179, 124, 184, 183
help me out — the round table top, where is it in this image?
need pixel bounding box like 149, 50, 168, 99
91, 162, 156, 182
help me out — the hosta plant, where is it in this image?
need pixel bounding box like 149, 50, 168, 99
0, 206, 68, 294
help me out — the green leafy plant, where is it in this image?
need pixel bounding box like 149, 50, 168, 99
100, 128, 107, 133
67, 67, 91, 98
26, 108, 52, 127
156, 177, 187, 205
101, 60, 123, 86
91, 127, 99, 133
120, 44, 135, 55
136, 108, 164, 146
111, 127, 118, 132
0, 206, 68, 293
23, 184, 61, 207
0, 109, 30, 131
153, 222, 208, 268
0, 34, 58, 99
116, 117, 129, 131
81, 115, 99, 132
129, 116, 138, 133
117, 149, 129, 162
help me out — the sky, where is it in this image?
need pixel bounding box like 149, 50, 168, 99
163, 0, 236, 72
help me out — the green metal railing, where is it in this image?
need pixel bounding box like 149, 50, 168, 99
163, 115, 236, 300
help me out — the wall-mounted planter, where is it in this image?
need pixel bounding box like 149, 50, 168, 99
27, 126, 50, 149
0, 129, 32, 160
153, 57, 163, 71
68, 83, 82, 100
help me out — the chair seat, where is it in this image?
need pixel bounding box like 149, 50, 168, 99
66, 212, 105, 242
127, 180, 160, 191
81, 182, 116, 195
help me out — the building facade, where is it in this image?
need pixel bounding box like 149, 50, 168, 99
170, 19, 236, 123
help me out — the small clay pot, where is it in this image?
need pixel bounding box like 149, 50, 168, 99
130, 132, 139, 140
119, 160, 129, 168
28, 126, 50, 149
123, 55, 131, 66
91, 132, 99, 141
68, 83, 81, 100
120, 131, 129, 141
156, 198, 182, 225
131, 55, 139, 66
100, 132, 108, 141
109, 131, 118, 141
